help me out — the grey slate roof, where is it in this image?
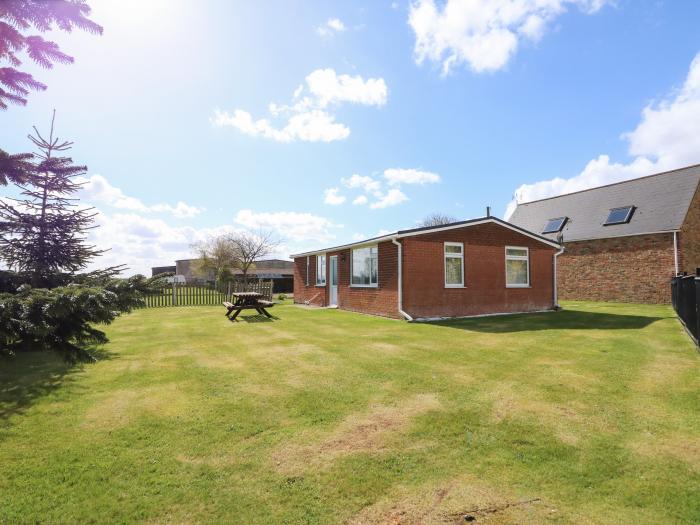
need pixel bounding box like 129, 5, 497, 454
508, 164, 700, 242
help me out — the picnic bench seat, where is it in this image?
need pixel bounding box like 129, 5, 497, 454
223, 295, 275, 321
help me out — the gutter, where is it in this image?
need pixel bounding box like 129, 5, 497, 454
553, 244, 565, 308
391, 237, 413, 321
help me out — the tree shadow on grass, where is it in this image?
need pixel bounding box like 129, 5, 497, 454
428, 309, 668, 333
0, 346, 115, 425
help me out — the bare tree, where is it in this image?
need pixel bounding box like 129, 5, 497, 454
419, 212, 458, 228
191, 236, 238, 287
228, 230, 280, 284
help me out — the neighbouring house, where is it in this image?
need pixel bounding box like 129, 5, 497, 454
508, 164, 700, 304
151, 265, 176, 277
291, 216, 562, 320
150, 259, 294, 293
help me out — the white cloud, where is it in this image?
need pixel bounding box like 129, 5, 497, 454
211, 108, 350, 143
305, 69, 388, 108
76, 174, 203, 218
324, 187, 346, 205
352, 232, 366, 241
383, 167, 441, 185
408, 0, 609, 75
234, 209, 339, 243
371, 188, 409, 209
352, 195, 368, 205
342, 174, 382, 196
212, 68, 387, 143
505, 51, 700, 218
317, 17, 346, 36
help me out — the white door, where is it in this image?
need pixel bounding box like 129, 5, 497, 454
329, 255, 338, 307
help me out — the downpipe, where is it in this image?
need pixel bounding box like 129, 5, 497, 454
553, 244, 565, 309
391, 237, 413, 321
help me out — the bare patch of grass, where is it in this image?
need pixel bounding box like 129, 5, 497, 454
348, 477, 550, 525
273, 393, 442, 473
83, 383, 194, 431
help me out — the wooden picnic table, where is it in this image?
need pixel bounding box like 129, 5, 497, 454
223, 292, 275, 321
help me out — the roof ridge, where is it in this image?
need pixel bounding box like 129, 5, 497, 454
516, 162, 700, 206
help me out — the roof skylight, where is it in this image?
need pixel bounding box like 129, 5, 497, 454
604, 206, 635, 226
542, 217, 567, 234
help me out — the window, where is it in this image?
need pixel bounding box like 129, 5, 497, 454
316, 254, 326, 285
351, 245, 378, 286
444, 242, 464, 287
505, 246, 529, 287
604, 206, 635, 226
542, 217, 567, 234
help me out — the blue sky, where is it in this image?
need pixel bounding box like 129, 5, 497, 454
3, 0, 700, 274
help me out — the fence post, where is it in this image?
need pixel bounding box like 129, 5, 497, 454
172, 282, 177, 306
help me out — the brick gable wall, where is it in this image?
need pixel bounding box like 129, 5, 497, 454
680, 185, 700, 275
401, 222, 557, 318
557, 233, 675, 304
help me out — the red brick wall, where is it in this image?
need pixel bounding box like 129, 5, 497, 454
293, 242, 400, 318
293, 255, 327, 306
557, 233, 675, 304
680, 185, 700, 275
402, 223, 557, 318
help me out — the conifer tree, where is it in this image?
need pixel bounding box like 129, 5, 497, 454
0, 111, 102, 287
0, 0, 102, 109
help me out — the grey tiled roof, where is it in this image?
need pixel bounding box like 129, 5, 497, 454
508, 164, 700, 242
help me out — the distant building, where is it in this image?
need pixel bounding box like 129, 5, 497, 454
151, 265, 176, 277
508, 164, 700, 304
151, 259, 294, 293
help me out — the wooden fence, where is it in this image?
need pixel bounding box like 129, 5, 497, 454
142, 280, 273, 308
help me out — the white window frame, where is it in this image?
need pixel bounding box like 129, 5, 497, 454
505, 246, 530, 288
316, 254, 326, 286
444, 242, 465, 288
305, 256, 309, 286
350, 245, 379, 288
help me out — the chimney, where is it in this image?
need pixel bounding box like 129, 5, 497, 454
486, 206, 491, 217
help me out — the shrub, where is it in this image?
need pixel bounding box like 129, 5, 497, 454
277, 293, 287, 301
0, 274, 159, 361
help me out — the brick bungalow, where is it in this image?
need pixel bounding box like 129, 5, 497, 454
291, 217, 562, 320
508, 164, 700, 304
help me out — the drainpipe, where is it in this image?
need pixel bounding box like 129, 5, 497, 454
391, 237, 413, 321
553, 244, 565, 309
673, 231, 680, 275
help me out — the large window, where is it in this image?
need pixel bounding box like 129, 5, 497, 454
316, 254, 326, 285
351, 245, 378, 286
444, 242, 464, 287
505, 246, 529, 287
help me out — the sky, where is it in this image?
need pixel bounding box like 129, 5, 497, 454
2, 0, 700, 275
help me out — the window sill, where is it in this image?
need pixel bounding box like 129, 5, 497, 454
506, 285, 531, 288
350, 284, 378, 288
445, 285, 465, 288
315, 284, 326, 287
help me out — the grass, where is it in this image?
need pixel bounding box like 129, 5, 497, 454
0, 300, 698, 524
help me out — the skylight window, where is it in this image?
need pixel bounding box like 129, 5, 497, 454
542, 217, 567, 234
604, 206, 635, 226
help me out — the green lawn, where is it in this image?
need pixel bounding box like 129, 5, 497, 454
1, 301, 698, 524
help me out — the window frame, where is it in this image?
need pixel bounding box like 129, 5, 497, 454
444, 242, 465, 288
305, 256, 310, 286
350, 244, 379, 288
542, 216, 568, 234
604, 206, 635, 226
505, 246, 530, 288
316, 254, 326, 286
